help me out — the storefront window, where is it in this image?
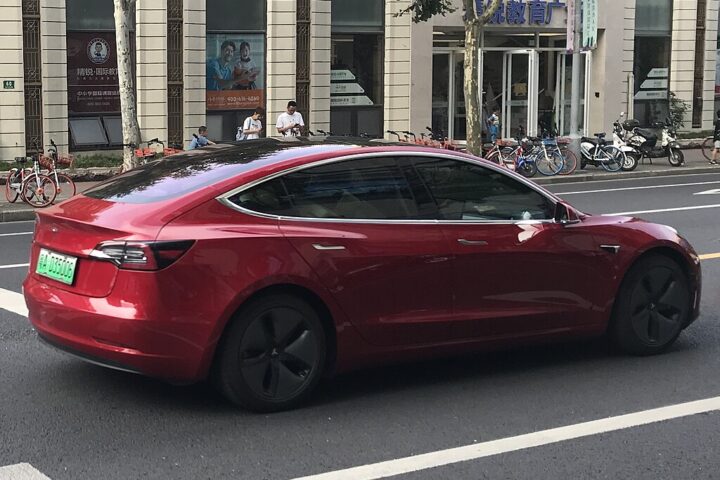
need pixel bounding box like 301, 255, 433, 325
431, 54, 450, 137
66, 0, 132, 149
206, 0, 267, 141
633, 0, 672, 127
330, 0, 384, 137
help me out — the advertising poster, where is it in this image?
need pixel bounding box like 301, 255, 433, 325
66, 32, 121, 114
206, 33, 265, 110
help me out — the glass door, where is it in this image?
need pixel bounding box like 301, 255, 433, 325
502, 50, 538, 139
553, 51, 591, 136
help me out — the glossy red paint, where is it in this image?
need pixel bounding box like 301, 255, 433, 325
24, 140, 702, 385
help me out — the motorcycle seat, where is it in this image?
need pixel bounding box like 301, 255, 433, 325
582, 137, 598, 145
635, 129, 657, 140
593, 132, 606, 139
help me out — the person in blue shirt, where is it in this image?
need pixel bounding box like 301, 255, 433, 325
207, 40, 236, 91
188, 126, 215, 150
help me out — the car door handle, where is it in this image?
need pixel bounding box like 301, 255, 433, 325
457, 239, 488, 246
312, 244, 346, 251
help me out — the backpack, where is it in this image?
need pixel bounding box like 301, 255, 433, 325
236, 117, 253, 141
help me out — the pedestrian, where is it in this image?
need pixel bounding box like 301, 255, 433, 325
188, 126, 216, 150
276, 101, 304, 137
712, 110, 720, 165
237, 107, 264, 141
487, 108, 500, 144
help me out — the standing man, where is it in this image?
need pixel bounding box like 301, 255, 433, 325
276, 101, 304, 137
487, 108, 500, 144
237, 107, 264, 141
188, 126, 216, 150
712, 110, 720, 165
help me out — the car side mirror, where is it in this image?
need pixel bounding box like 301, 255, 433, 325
554, 202, 581, 225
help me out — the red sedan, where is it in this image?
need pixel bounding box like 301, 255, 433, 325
24, 138, 701, 412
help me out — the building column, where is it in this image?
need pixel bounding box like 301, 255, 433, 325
310, 0, 330, 132
40, 0, 68, 154
136, 0, 168, 143
183, 0, 205, 144
384, 0, 412, 137
622, 0, 636, 118
267, 0, 297, 137
670, 0, 698, 129
410, 19, 432, 135
702, 0, 719, 130
0, 1, 25, 160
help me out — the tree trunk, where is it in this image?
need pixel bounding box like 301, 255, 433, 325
463, 0, 501, 157
114, 0, 141, 172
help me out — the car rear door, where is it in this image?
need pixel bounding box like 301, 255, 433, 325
411, 155, 607, 339
230, 155, 455, 347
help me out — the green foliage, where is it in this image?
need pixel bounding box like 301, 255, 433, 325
73, 154, 123, 169
668, 91, 690, 129
395, 0, 456, 23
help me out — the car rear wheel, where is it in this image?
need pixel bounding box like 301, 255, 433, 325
214, 294, 326, 412
610, 255, 691, 355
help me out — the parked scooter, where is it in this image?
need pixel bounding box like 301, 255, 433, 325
613, 114, 640, 171
619, 113, 684, 167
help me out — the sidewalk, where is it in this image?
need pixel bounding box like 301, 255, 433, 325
1, 149, 719, 222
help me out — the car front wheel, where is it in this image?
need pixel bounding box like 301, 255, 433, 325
214, 294, 327, 412
610, 255, 691, 355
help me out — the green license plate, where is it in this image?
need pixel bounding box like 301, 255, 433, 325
36, 248, 77, 285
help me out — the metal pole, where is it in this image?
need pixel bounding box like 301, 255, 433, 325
569, 0, 583, 137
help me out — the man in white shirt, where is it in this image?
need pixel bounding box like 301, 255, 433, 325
276, 101, 304, 137
237, 107, 264, 140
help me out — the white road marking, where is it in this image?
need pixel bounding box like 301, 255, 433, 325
0, 287, 28, 317
0, 263, 29, 270
0, 463, 51, 480
546, 171, 720, 187
694, 188, 720, 195
0, 231, 32, 237
606, 203, 720, 216
293, 396, 720, 480
556, 180, 720, 195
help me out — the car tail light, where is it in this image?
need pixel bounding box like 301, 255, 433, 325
89, 240, 194, 271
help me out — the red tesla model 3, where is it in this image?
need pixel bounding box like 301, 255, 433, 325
24, 138, 701, 411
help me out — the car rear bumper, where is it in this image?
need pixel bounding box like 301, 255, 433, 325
24, 275, 209, 382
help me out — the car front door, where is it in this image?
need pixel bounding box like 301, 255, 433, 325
232, 155, 455, 347
411, 155, 607, 340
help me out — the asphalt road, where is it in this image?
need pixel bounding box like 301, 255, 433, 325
1, 172, 720, 479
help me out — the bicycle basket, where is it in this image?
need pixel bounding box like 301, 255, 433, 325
38, 155, 54, 169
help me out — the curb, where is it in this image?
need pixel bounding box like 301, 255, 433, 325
533, 166, 720, 186
1, 209, 37, 223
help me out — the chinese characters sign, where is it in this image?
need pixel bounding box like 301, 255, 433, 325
206, 33, 265, 111
67, 32, 120, 114
476, 0, 566, 26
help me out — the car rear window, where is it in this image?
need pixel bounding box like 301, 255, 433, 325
83, 141, 347, 204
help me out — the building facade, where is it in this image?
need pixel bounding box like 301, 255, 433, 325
0, 0, 718, 160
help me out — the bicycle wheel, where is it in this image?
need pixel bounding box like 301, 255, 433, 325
599, 146, 624, 172
53, 173, 76, 203
558, 150, 578, 175
21, 174, 57, 208
5, 170, 19, 203
536, 151, 564, 176
518, 160, 537, 178
702, 137, 714, 161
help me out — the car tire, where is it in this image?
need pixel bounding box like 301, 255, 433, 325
610, 255, 691, 356
214, 294, 327, 412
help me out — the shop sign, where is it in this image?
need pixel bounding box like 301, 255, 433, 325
634, 91, 668, 101
640, 79, 668, 89
635, 66, 669, 101
206, 33, 265, 111
67, 32, 120, 114
648, 68, 669, 78
3, 80, 15, 89
476, 0, 567, 26
331, 83, 365, 94
582, 0, 598, 50
331, 70, 356, 81
331, 96, 374, 107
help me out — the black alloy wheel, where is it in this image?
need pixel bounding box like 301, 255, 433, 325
214, 294, 326, 412
610, 255, 691, 355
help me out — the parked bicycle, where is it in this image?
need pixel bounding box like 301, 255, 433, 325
5, 145, 57, 207
40, 139, 76, 203
580, 132, 625, 172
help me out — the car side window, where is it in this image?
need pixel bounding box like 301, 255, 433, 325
227, 157, 432, 220
412, 157, 555, 221
280, 157, 422, 220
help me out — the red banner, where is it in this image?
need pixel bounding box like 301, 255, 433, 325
67, 32, 120, 114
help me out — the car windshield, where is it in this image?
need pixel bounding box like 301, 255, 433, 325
83, 140, 351, 204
